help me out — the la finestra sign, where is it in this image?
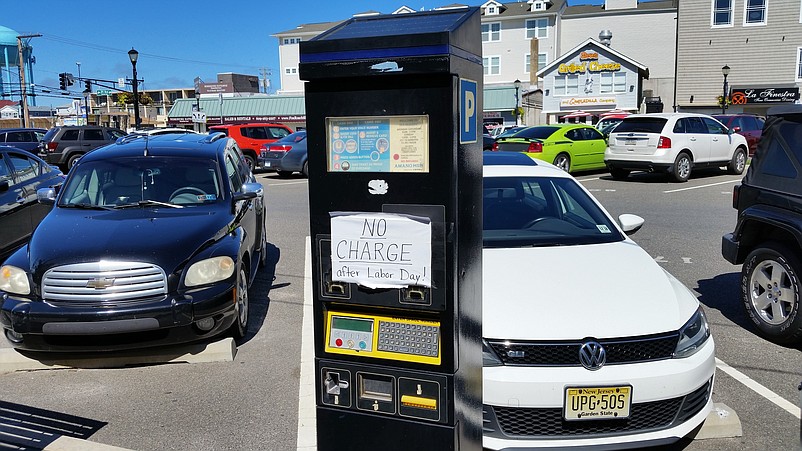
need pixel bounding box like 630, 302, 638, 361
730, 87, 800, 104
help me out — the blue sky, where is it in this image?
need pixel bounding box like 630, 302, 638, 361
3, 0, 604, 105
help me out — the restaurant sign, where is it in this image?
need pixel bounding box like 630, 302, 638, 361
558, 51, 622, 74
730, 87, 799, 104
559, 97, 617, 108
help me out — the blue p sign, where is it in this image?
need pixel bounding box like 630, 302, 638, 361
460, 78, 478, 144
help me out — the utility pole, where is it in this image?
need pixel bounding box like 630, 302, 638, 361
16, 33, 41, 128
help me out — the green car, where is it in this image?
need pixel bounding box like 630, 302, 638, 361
494, 124, 607, 173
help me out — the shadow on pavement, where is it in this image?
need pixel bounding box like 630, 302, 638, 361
0, 400, 107, 449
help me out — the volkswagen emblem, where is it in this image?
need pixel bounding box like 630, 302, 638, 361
579, 341, 606, 371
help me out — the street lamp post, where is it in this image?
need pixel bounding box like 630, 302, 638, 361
514, 79, 521, 126
128, 48, 141, 130
721, 64, 730, 115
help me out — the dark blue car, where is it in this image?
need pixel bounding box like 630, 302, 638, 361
0, 146, 64, 260
0, 133, 267, 351
258, 131, 308, 177
0, 128, 47, 152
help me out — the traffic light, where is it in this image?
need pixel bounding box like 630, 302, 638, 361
59, 73, 67, 90
84, 80, 91, 93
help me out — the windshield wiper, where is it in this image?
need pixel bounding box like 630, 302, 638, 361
60, 202, 113, 211
113, 200, 183, 209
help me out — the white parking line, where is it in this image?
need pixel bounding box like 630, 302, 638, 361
577, 177, 602, 182
715, 358, 801, 420
266, 180, 309, 186
297, 236, 317, 450
663, 179, 739, 194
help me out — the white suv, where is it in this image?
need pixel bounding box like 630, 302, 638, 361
605, 113, 749, 182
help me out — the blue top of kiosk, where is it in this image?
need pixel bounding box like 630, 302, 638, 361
299, 7, 481, 72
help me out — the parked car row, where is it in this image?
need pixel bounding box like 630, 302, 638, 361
491, 112, 753, 183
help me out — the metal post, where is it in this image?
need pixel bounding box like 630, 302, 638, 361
129, 48, 141, 130
514, 79, 521, 126
721, 65, 730, 115
76, 62, 83, 125
16, 34, 41, 128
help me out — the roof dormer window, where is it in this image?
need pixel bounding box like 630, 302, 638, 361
528, 0, 550, 12
482, 0, 504, 15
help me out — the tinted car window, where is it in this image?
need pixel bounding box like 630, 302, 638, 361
243, 127, 268, 139
740, 116, 758, 131
513, 126, 561, 140
0, 154, 11, 182
8, 152, 39, 183
7, 131, 33, 142
703, 117, 727, 134
582, 127, 604, 140
225, 152, 244, 192
613, 118, 667, 134
687, 117, 708, 134
268, 127, 290, 139
84, 129, 105, 140
277, 131, 306, 143
565, 129, 582, 141
42, 128, 60, 142
761, 136, 797, 179
61, 130, 80, 140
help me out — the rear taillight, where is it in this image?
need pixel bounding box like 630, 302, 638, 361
732, 184, 740, 209
46, 142, 58, 152
527, 141, 543, 153
269, 145, 292, 152
492, 142, 498, 151
657, 136, 671, 149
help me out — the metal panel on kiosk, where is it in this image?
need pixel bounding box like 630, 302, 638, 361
300, 7, 482, 451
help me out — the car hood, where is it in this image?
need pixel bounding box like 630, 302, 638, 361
482, 241, 699, 340
28, 208, 231, 275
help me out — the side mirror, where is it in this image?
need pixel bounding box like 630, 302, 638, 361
732, 126, 741, 133
232, 182, 262, 202
37, 187, 56, 205
618, 213, 644, 236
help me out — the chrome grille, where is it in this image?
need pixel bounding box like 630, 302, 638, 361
488, 332, 678, 366
42, 261, 167, 308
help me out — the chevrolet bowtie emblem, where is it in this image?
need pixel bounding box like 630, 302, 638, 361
86, 277, 115, 289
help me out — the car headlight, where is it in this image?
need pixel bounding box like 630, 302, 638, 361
185, 256, 235, 287
482, 339, 503, 367
0, 265, 31, 295
674, 306, 710, 358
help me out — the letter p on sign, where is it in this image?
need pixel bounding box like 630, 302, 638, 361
460, 78, 478, 144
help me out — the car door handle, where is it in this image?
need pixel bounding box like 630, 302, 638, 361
16, 195, 25, 204
689, 137, 696, 141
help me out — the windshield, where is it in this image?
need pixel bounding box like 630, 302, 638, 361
483, 175, 624, 248
58, 156, 223, 208
509, 126, 561, 140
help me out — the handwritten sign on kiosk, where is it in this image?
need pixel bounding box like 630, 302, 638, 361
330, 213, 432, 289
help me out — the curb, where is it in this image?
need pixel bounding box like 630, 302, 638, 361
695, 402, 743, 440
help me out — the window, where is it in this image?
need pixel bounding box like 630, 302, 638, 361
243, 127, 268, 140
486, 5, 497, 14
267, 127, 290, 139
282, 37, 301, 45
284, 67, 298, 75
712, 0, 733, 26
483, 56, 500, 75
0, 154, 11, 183
83, 129, 104, 140
61, 130, 80, 141
702, 117, 727, 134
524, 53, 548, 73
8, 152, 39, 183
554, 74, 579, 95
225, 151, 244, 193
600, 72, 627, 93
744, 0, 767, 25
797, 47, 802, 81
525, 18, 548, 39
482, 22, 501, 42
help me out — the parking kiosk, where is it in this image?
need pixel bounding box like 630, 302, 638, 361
300, 7, 483, 451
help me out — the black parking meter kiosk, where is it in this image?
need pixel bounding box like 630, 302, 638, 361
300, 7, 483, 451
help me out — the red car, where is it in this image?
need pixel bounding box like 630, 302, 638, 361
208, 123, 293, 170
712, 114, 764, 156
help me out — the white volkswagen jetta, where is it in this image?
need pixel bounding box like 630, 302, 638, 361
481, 152, 715, 449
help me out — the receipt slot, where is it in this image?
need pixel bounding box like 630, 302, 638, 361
300, 7, 482, 451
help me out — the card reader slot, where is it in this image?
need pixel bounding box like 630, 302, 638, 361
358, 374, 394, 403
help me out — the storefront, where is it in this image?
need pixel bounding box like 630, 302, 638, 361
727, 86, 800, 116
536, 38, 649, 124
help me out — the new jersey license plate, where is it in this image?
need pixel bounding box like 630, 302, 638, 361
564, 386, 631, 421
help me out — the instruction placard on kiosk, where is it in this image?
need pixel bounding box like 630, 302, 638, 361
327, 116, 429, 173
330, 212, 431, 289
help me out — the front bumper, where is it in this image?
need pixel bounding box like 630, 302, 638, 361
483, 337, 715, 449
1, 283, 238, 352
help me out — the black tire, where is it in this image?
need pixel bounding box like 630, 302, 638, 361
67, 153, 84, 169
231, 264, 250, 339
728, 147, 747, 175
243, 154, 256, 172
610, 167, 630, 180
553, 153, 571, 172
258, 222, 267, 269
670, 152, 692, 182
741, 242, 802, 344
277, 170, 292, 178
302, 161, 309, 178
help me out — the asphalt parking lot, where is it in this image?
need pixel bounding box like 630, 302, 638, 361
0, 168, 799, 451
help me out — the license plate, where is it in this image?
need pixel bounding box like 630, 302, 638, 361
564, 386, 631, 421
625, 139, 637, 145
264, 162, 271, 167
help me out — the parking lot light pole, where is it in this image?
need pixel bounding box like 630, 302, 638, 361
721, 64, 730, 114
514, 79, 521, 126
128, 48, 141, 130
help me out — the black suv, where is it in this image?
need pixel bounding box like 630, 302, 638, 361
0, 132, 267, 351
38, 125, 126, 170
722, 105, 802, 344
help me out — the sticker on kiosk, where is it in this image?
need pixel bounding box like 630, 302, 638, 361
326, 115, 429, 173
330, 212, 432, 289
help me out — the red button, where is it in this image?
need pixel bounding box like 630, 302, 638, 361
335, 338, 343, 347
